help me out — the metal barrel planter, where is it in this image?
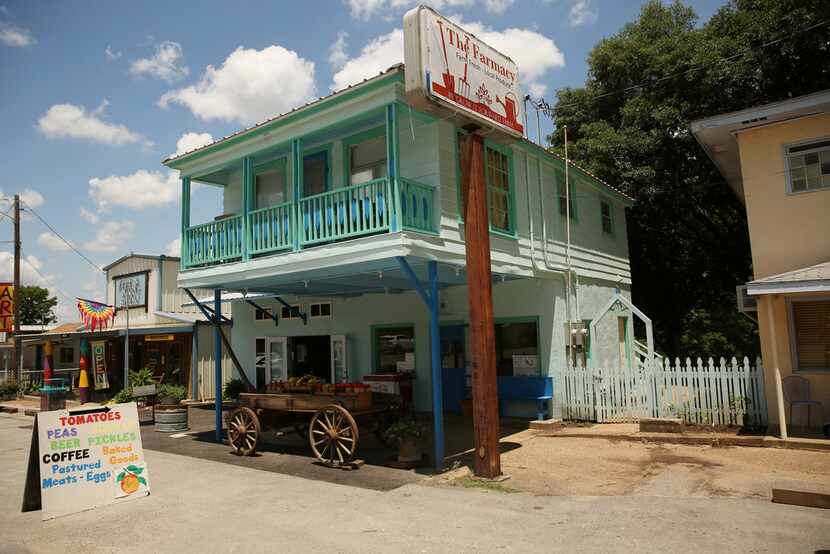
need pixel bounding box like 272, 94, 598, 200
154, 405, 189, 432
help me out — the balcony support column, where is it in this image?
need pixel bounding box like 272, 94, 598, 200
291, 138, 303, 251
242, 157, 253, 261
181, 176, 191, 269
386, 103, 400, 231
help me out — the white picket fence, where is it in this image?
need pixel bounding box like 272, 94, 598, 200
558, 357, 767, 427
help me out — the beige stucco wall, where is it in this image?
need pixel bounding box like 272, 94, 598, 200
736, 113, 830, 279
757, 293, 830, 428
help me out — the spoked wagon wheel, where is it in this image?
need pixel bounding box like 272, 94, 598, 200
309, 404, 358, 467
228, 407, 261, 456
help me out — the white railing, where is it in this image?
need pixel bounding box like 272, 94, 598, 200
556, 357, 767, 427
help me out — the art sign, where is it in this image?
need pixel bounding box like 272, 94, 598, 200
0, 282, 14, 332
21, 403, 150, 520
404, 6, 524, 137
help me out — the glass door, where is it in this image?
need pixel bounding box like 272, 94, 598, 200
266, 337, 288, 384
330, 335, 348, 383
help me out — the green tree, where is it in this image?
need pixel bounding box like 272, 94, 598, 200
547, 0, 830, 355
19, 285, 58, 326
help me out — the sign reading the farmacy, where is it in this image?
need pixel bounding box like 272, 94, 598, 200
404, 5, 524, 137
22, 403, 150, 520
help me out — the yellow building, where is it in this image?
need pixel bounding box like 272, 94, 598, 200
692, 90, 830, 435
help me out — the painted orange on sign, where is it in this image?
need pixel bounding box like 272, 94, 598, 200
0, 283, 13, 333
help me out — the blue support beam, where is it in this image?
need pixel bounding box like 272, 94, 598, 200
396, 256, 444, 471
214, 289, 223, 443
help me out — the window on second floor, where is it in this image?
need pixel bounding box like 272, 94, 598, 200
557, 174, 577, 221
280, 304, 303, 320
254, 307, 274, 321
600, 198, 614, 235
348, 133, 387, 186
485, 145, 512, 233
255, 160, 287, 209
786, 138, 830, 193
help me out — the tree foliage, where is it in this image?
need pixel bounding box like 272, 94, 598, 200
547, 0, 830, 356
19, 285, 58, 326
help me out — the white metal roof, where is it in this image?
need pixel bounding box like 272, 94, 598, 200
747, 260, 830, 295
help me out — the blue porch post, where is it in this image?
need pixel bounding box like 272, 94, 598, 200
181, 176, 191, 269
291, 138, 303, 251
396, 256, 444, 471
214, 289, 223, 442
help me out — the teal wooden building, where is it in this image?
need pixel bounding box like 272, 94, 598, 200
164, 64, 634, 437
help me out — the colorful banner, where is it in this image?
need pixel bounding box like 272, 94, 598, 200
91, 341, 110, 391
77, 298, 115, 332
22, 403, 150, 520
0, 283, 13, 333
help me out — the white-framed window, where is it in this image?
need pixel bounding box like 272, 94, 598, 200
254, 307, 274, 321
785, 137, 830, 193
254, 160, 288, 209
600, 198, 614, 235
788, 297, 830, 371
280, 304, 303, 320
349, 134, 387, 185
309, 302, 332, 319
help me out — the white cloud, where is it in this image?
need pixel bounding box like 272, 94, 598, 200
483, 0, 514, 14
0, 251, 52, 285
37, 100, 154, 149
37, 231, 71, 252
84, 220, 135, 253
331, 19, 564, 96
175, 132, 213, 156
130, 40, 189, 82
20, 188, 44, 208
166, 236, 181, 257
328, 31, 349, 68
79, 207, 100, 224
331, 29, 403, 91
569, 0, 597, 27
0, 22, 34, 47
159, 45, 316, 125
88, 169, 179, 212
105, 45, 122, 61
344, 0, 475, 20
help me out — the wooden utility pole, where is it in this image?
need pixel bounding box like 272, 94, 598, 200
459, 132, 501, 478
13, 194, 21, 382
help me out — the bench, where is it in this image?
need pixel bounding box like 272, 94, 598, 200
497, 376, 553, 421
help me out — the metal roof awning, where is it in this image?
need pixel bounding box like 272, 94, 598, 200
747, 260, 830, 296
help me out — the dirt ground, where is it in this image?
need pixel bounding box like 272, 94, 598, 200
437, 429, 830, 500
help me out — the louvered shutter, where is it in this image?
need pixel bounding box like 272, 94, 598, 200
792, 300, 830, 369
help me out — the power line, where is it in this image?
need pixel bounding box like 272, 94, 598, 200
530, 19, 828, 117
20, 200, 103, 273
19, 250, 77, 303
0, 203, 15, 224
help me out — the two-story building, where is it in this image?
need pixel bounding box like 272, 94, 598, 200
692, 90, 830, 434
22, 253, 232, 401
164, 64, 635, 419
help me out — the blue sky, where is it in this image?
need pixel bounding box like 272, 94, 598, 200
0, 0, 724, 322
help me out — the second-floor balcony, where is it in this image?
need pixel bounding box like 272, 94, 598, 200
183, 175, 436, 269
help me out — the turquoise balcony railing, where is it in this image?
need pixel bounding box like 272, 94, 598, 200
183, 178, 435, 268
249, 202, 293, 254
299, 178, 392, 246
185, 215, 244, 267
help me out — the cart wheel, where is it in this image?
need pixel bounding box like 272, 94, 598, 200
309, 404, 358, 467
228, 407, 260, 456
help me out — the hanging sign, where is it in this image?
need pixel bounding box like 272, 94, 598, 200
403, 5, 524, 137
0, 283, 14, 333
91, 341, 110, 390
21, 403, 150, 520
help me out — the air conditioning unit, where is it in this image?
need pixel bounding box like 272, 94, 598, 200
736, 285, 757, 314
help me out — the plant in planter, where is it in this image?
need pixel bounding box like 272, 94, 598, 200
128, 368, 155, 387
223, 379, 245, 402
383, 417, 426, 465
156, 384, 186, 406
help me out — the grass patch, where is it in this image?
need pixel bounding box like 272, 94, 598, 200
452, 476, 517, 493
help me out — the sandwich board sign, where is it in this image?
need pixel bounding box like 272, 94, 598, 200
403, 5, 524, 138
21, 403, 150, 520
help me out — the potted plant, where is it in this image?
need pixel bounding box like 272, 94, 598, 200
154, 384, 188, 433
383, 417, 426, 465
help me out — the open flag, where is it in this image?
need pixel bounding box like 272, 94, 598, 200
77, 298, 116, 332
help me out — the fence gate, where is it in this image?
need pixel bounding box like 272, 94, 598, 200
557, 357, 767, 427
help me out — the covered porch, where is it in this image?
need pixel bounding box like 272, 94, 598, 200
178, 100, 438, 270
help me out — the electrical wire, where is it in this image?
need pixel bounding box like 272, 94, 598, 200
20, 200, 103, 273
20, 249, 77, 303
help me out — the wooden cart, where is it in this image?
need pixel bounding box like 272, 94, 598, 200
226, 390, 397, 467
